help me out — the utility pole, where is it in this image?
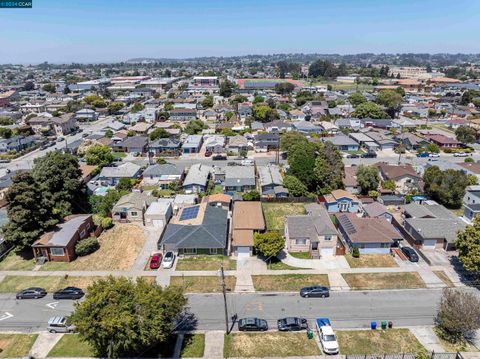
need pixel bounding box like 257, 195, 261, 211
220, 263, 229, 334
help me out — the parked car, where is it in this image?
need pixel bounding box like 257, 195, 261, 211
0, 159, 11, 163
241, 159, 254, 166
16, 287, 47, 299
416, 152, 430, 158
346, 154, 359, 159
361, 151, 377, 158
454, 152, 468, 157
149, 253, 162, 269
57, 137, 65, 142
429, 153, 440, 158
53, 287, 85, 300
401, 246, 419, 262
316, 318, 339, 355
82, 133, 89, 138
162, 251, 175, 269
47, 316, 76, 333
300, 286, 330, 298
277, 317, 308, 331
238, 317, 268, 331
212, 154, 227, 161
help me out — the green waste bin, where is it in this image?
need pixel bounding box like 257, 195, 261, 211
381, 321, 387, 330
307, 329, 313, 339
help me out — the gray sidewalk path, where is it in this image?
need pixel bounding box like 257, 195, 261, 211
29, 332, 63, 358
204, 330, 225, 358
410, 326, 445, 352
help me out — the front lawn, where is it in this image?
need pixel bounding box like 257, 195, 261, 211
433, 271, 455, 288
0, 275, 100, 293
342, 272, 426, 290
170, 275, 236, 293
0, 250, 36, 271
112, 152, 127, 158
180, 334, 205, 358
434, 328, 479, 353
224, 332, 320, 357
175, 255, 236, 271
268, 258, 305, 270
40, 224, 145, 271
47, 334, 94, 357
336, 329, 425, 355
345, 254, 398, 268
0, 334, 38, 358
262, 203, 305, 231
252, 274, 329, 292
288, 251, 312, 259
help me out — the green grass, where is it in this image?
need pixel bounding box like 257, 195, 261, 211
252, 274, 329, 291
224, 332, 321, 357
175, 255, 236, 271
112, 152, 127, 158
180, 334, 205, 358
0, 275, 100, 293
170, 275, 236, 293
47, 334, 94, 357
0, 250, 36, 271
262, 202, 305, 231
0, 334, 38, 358
267, 258, 305, 270
288, 251, 312, 259
310, 80, 375, 92
342, 272, 426, 290
336, 329, 425, 355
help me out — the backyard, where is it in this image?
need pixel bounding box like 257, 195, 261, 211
262, 203, 306, 231
170, 275, 236, 293
252, 274, 329, 291
175, 255, 237, 271
345, 254, 398, 268
342, 272, 426, 290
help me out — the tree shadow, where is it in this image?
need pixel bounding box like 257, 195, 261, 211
449, 255, 479, 288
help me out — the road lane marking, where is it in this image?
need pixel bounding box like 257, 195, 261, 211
0, 312, 13, 321
46, 301, 59, 309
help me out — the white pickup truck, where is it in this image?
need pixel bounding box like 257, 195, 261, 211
315, 318, 339, 355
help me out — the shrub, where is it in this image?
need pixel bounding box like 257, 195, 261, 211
352, 247, 360, 258
465, 157, 474, 163
101, 217, 113, 230
75, 237, 100, 256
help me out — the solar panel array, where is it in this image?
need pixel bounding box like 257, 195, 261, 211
180, 205, 200, 221
339, 215, 357, 235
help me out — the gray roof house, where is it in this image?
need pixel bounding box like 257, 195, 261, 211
114, 136, 148, 154
224, 165, 256, 193
112, 192, 156, 224
183, 163, 212, 193
182, 135, 203, 154
149, 138, 182, 156
98, 162, 142, 186
258, 164, 284, 197
463, 185, 480, 224
142, 163, 184, 188
363, 202, 393, 222
321, 135, 359, 152
227, 135, 248, 153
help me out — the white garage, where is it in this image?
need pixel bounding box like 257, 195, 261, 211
145, 201, 172, 228
236, 246, 251, 258
152, 219, 164, 227
320, 247, 335, 257
422, 239, 437, 249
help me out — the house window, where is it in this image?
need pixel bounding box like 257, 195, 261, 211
86, 223, 91, 230
209, 248, 219, 254
131, 211, 138, 217
79, 230, 86, 238
324, 235, 332, 241
184, 248, 196, 254
50, 248, 65, 256
295, 239, 307, 245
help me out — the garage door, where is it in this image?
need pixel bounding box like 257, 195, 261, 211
423, 239, 436, 249
320, 247, 335, 257
237, 246, 251, 258
152, 219, 163, 227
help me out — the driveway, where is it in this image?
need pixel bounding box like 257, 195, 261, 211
132, 226, 163, 271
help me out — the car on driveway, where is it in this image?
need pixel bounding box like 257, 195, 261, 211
47, 316, 76, 333
238, 317, 268, 331
53, 287, 85, 300
429, 153, 440, 158
277, 317, 308, 331
454, 152, 468, 157
401, 247, 419, 262
300, 286, 330, 298
416, 152, 430, 157
162, 251, 175, 269
361, 151, 377, 158
149, 253, 162, 269
16, 287, 47, 299
316, 318, 339, 355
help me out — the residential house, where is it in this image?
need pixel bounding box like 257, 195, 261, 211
335, 212, 401, 254
0, 135, 36, 153
204, 135, 226, 153
227, 135, 249, 154
324, 189, 360, 213
463, 185, 480, 223
52, 114, 77, 136
394, 133, 429, 150
285, 203, 338, 258
321, 135, 359, 152
32, 215, 95, 263
363, 202, 393, 222
142, 163, 184, 188
149, 138, 182, 156
224, 165, 256, 192
129, 122, 153, 135
292, 121, 323, 134
159, 203, 228, 255
258, 164, 284, 197
202, 193, 232, 211
232, 201, 266, 257
112, 192, 156, 223
289, 109, 306, 121
169, 108, 197, 121
98, 162, 142, 186
264, 121, 293, 133
254, 133, 279, 152
182, 135, 203, 154
319, 121, 340, 134
183, 163, 212, 193
378, 194, 405, 207
343, 166, 360, 194
114, 136, 148, 154
335, 118, 362, 131
364, 131, 397, 150
377, 163, 422, 194
28, 116, 52, 134
424, 133, 461, 148
75, 108, 99, 121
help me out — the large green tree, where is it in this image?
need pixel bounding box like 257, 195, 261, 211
185, 120, 208, 135
313, 141, 345, 194
352, 101, 388, 119
356, 165, 379, 194
219, 80, 235, 98
456, 216, 480, 275
70, 276, 187, 358
423, 166, 469, 208
348, 92, 367, 107
287, 141, 318, 190
85, 144, 114, 168
252, 105, 279, 123
149, 128, 170, 141
254, 231, 285, 258
283, 175, 310, 197
280, 132, 308, 153
375, 90, 403, 118
89, 189, 126, 218
455, 125, 477, 144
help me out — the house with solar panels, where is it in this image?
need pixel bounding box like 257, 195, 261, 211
158, 202, 229, 255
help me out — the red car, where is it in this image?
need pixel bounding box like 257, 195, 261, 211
149, 253, 162, 269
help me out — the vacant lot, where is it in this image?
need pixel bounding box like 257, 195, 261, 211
41, 224, 145, 271
345, 254, 398, 268
0, 250, 36, 271
336, 329, 425, 355
170, 275, 236, 293
175, 255, 236, 271
433, 271, 455, 288
0, 275, 100, 293
181, 334, 205, 358
342, 272, 426, 290
0, 334, 38, 358
252, 274, 329, 292
224, 332, 320, 357
47, 334, 94, 357
262, 203, 305, 231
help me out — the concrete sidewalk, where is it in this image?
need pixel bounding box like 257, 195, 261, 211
29, 332, 63, 358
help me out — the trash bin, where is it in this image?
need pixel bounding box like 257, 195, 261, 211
388, 321, 393, 329
381, 321, 387, 330
307, 329, 313, 339
371, 321, 377, 330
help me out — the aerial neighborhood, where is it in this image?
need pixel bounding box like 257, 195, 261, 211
0, 53, 480, 358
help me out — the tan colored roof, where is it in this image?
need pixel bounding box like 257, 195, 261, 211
335, 213, 401, 244
202, 193, 232, 204
429, 77, 461, 83
232, 229, 254, 246
459, 162, 480, 174
330, 189, 358, 202
232, 201, 265, 231
80, 165, 97, 178
377, 163, 420, 180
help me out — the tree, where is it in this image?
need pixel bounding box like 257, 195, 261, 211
376, 90, 403, 118
42, 83, 56, 93
468, 174, 478, 186
116, 178, 133, 192
85, 144, 114, 168
0, 127, 12, 139
254, 231, 285, 258
436, 288, 480, 343
352, 102, 388, 119
127, 130, 136, 137
280, 132, 307, 153
313, 141, 344, 194
383, 179, 396, 191
185, 120, 207, 135
242, 190, 260, 201
348, 92, 367, 107
105, 129, 113, 138
308, 60, 340, 78
423, 166, 469, 208
274, 82, 295, 95
107, 102, 124, 115
252, 105, 279, 123
219, 80, 234, 98
356, 165, 379, 194
70, 276, 187, 358
455, 125, 477, 144
201, 95, 213, 108
131, 103, 144, 113
3, 173, 57, 250
287, 141, 318, 190
426, 143, 440, 153
283, 175, 309, 197
32, 151, 84, 218
23, 81, 34, 91
89, 189, 125, 217
456, 216, 480, 275
149, 128, 170, 141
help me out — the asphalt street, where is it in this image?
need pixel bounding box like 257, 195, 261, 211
0, 289, 453, 333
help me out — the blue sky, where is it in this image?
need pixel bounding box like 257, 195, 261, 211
0, 0, 479, 63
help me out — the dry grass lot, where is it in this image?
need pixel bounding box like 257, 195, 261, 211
345, 254, 398, 268
170, 275, 236, 293
433, 271, 455, 288
342, 272, 426, 290
47, 334, 94, 357
0, 334, 38, 358
336, 329, 425, 355
0, 275, 101, 293
252, 274, 329, 292
262, 203, 305, 231
434, 328, 479, 353
0, 250, 36, 271
224, 332, 321, 357
40, 224, 145, 271
175, 255, 237, 271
